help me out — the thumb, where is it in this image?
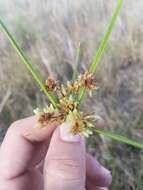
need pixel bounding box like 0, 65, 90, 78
44, 123, 86, 190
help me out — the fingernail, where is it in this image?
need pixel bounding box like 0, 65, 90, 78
60, 123, 81, 142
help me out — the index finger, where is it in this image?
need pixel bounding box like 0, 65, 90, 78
0, 116, 58, 179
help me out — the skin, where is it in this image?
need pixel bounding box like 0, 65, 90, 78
0, 116, 112, 190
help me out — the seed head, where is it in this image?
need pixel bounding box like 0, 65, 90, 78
78, 72, 97, 90
60, 98, 77, 113
67, 81, 79, 95
45, 76, 58, 91
35, 71, 99, 137
38, 112, 54, 127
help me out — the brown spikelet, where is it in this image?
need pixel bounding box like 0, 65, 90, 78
60, 99, 77, 113
45, 76, 58, 91
67, 81, 79, 94
79, 72, 97, 90
38, 112, 54, 126
69, 121, 85, 135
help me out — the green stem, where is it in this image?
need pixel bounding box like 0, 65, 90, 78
72, 42, 81, 81
94, 128, 143, 149
78, 0, 123, 104
0, 19, 58, 108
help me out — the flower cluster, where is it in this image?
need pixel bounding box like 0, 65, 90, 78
34, 72, 98, 137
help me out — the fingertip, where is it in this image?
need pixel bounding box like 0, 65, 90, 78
6, 116, 37, 138
95, 116, 106, 129
9, 116, 58, 143
86, 154, 112, 187
23, 121, 58, 142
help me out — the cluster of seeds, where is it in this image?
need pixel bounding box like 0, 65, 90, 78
34, 71, 98, 137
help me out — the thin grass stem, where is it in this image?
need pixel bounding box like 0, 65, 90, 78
0, 19, 58, 108
78, 0, 123, 103
72, 42, 81, 81
93, 128, 143, 149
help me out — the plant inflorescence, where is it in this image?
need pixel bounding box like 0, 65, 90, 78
34, 72, 98, 137
1, 0, 143, 149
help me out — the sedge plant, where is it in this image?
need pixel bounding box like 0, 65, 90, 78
0, 0, 143, 149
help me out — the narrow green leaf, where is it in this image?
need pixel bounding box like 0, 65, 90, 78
93, 128, 143, 149
0, 19, 58, 108
78, 0, 123, 103
89, 0, 123, 73
72, 42, 81, 81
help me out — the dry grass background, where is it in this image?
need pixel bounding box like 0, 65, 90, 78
0, 0, 143, 189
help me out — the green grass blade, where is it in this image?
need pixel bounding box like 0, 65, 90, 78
0, 19, 58, 108
89, 0, 123, 73
93, 128, 143, 149
78, 0, 123, 103
72, 42, 81, 81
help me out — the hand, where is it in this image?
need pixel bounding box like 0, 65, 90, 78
0, 116, 112, 190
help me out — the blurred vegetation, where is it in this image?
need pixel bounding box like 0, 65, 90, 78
0, 0, 143, 189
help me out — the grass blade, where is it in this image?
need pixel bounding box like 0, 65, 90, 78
78, 0, 123, 103
93, 128, 143, 149
0, 19, 58, 108
72, 42, 81, 81
89, 0, 123, 73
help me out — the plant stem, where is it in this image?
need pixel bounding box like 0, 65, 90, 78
93, 128, 143, 149
78, 0, 123, 103
72, 42, 81, 81
0, 19, 58, 108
